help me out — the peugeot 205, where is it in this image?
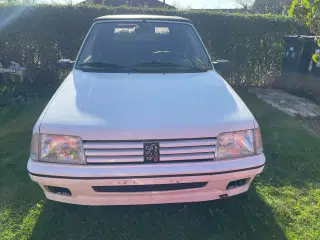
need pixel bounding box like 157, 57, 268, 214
27, 15, 265, 205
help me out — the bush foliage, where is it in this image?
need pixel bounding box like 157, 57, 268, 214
0, 4, 307, 88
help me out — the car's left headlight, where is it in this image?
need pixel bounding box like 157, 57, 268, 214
30, 133, 86, 164
216, 129, 263, 160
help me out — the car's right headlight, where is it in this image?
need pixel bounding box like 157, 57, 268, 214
30, 133, 85, 164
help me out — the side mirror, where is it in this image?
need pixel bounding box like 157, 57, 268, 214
212, 59, 230, 72
57, 59, 74, 70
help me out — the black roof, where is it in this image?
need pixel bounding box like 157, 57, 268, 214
94, 15, 191, 23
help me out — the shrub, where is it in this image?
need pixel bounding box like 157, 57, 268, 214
0, 4, 307, 89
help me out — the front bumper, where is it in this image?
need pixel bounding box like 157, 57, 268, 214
28, 154, 265, 206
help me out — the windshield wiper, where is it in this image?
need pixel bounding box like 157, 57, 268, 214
133, 61, 182, 67
78, 62, 137, 71
133, 61, 210, 72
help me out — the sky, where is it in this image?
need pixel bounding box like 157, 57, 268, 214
165, 0, 240, 9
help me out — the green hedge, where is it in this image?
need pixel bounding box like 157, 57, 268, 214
0, 4, 307, 88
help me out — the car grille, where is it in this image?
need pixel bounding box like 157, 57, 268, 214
83, 138, 216, 164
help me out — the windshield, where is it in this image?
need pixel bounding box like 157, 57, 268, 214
75, 21, 213, 73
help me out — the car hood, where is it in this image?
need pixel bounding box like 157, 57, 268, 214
36, 70, 256, 140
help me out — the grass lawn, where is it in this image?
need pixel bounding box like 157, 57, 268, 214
0, 90, 319, 240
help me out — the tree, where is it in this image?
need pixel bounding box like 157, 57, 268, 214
289, 0, 320, 61
289, 0, 320, 34
234, 0, 255, 12
252, 0, 284, 13
234, 0, 284, 13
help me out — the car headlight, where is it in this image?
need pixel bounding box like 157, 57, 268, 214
30, 133, 85, 164
216, 129, 263, 160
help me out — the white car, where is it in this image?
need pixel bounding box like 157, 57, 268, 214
28, 15, 265, 206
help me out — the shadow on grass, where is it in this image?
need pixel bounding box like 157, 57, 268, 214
0, 99, 49, 239
30, 189, 286, 240
0, 131, 44, 239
